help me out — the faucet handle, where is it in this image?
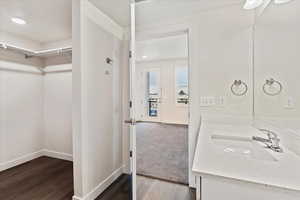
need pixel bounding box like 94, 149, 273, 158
259, 129, 278, 138
266, 132, 272, 140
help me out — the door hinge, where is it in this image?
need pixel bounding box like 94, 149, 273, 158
129, 51, 132, 58
129, 101, 132, 108
130, 151, 133, 157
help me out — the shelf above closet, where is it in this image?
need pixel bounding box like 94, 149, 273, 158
0, 43, 72, 58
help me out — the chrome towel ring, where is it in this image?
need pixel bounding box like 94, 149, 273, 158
263, 78, 283, 96
231, 80, 248, 96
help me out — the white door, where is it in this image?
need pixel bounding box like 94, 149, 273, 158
126, 2, 137, 200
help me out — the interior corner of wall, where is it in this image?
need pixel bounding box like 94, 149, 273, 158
84, 0, 124, 40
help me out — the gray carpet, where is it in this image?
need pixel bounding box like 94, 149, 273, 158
136, 122, 188, 185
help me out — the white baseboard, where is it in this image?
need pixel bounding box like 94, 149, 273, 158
122, 164, 131, 175
0, 149, 73, 172
72, 166, 123, 200
0, 150, 44, 172
42, 149, 73, 161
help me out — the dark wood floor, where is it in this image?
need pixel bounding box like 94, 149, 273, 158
0, 156, 74, 200
0, 157, 194, 200
96, 175, 195, 200
96, 175, 131, 200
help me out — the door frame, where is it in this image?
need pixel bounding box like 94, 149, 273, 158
129, 1, 137, 200
129, 4, 197, 200
130, 8, 193, 186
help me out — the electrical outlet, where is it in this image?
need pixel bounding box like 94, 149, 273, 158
284, 97, 295, 109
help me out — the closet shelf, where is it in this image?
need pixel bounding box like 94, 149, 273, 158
0, 43, 72, 58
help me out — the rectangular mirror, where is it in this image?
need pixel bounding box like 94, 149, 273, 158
254, 1, 300, 155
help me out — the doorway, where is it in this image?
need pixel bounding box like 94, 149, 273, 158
0, 0, 73, 199
135, 34, 190, 187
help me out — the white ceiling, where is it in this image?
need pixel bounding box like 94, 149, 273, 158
136, 0, 246, 25
257, 0, 300, 28
0, 0, 297, 44
135, 0, 300, 28
0, 0, 72, 44
89, 0, 130, 27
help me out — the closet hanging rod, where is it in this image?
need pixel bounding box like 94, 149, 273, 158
0, 43, 72, 58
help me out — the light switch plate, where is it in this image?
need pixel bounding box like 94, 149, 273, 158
200, 96, 216, 107
216, 96, 225, 106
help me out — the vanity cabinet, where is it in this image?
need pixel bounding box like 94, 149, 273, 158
197, 175, 300, 200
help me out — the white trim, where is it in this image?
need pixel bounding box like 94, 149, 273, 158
72, 196, 82, 200
72, 167, 123, 200
140, 119, 188, 126
0, 150, 44, 172
0, 150, 73, 172
84, 1, 124, 40
42, 149, 73, 161
136, 57, 188, 64
0, 60, 43, 74
44, 64, 72, 73
122, 164, 131, 175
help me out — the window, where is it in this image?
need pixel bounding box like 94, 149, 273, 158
147, 71, 160, 98
147, 70, 160, 117
175, 66, 189, 105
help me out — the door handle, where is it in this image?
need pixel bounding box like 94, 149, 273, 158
124, 119, 143, 125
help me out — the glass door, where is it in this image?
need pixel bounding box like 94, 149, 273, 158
146, 68, 162, 121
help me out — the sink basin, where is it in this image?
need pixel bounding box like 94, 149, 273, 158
211, 134, 277, 162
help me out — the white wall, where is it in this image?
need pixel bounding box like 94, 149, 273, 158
0, 29, 73, 169
44, 64, 72, 158
82, 17, 122, 197
72, 0, 124, 199
254, 26, 300, 130
136, 34, 188, 61
121, 37, 131, 175
254, 4, 300, 125
0, 60, 73, 170
253, 3, 300, 157
0, 61, 44, 169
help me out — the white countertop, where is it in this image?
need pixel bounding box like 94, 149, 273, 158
192, 122, 300, 192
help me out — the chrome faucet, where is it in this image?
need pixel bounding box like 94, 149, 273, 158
252, 129, 283, 153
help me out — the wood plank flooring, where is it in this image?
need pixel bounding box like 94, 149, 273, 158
0, 156, 73, 200
96, 175, 131, 200
96, 175, 195, 200
0, 156, 194, 200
